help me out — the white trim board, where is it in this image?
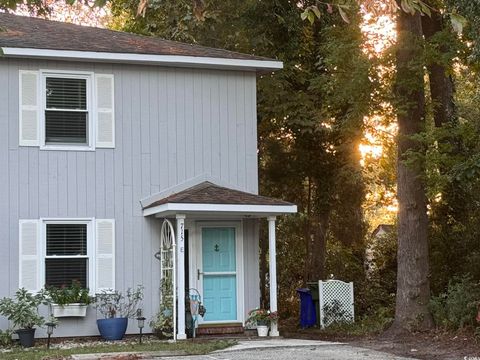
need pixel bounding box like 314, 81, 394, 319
1, 48, 283, 71
143, 203, 297, 217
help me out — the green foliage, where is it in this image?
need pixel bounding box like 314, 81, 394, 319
0, 288, 46, 330
426, 67, 480, 295
0, 0, 108, 15
445, 1, 480, 61
150, 277, 173, 338
321, 306, 394, 336
429, 276, 480, 330
358, 229, 397, 317
44, 281, 93, 306
0, 329, 14, 348
95, 285, 144, 319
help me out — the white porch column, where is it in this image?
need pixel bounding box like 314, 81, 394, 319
267, 216, 279, 337
176, 214, 187, 340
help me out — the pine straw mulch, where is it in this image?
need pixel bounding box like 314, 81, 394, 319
282, 327, 480, 359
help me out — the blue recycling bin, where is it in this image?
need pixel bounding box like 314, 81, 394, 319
296, 288, 317, 328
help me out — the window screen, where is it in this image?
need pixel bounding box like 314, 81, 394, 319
45, 223, 88, 288
45, 77, 88, 145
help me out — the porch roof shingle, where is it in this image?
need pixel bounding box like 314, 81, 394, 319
143, 182, 294, 209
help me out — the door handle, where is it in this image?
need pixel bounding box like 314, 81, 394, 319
197, 269, 204, 280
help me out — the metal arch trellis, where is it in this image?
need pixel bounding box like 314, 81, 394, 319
159, 219, 176, 341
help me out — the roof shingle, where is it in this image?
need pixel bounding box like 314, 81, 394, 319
144, 182, 294, 209
0, 13, 272, 61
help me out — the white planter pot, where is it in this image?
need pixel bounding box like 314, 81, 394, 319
256, 325, 269, 337
51, 303, 88, 317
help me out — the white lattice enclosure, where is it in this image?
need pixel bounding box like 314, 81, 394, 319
318, 280, 354, 328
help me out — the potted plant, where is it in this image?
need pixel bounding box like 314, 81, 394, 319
95, 285, 143, 341
0, 288, 46, 347
246, 308, 278, 337
45, 281, 93, 317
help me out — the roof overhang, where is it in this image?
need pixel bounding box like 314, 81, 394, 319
0, 47, 284, 71
143, 202, 297, 218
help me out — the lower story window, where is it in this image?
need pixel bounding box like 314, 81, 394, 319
45, 222, 89, 288
19, 218, 115, 293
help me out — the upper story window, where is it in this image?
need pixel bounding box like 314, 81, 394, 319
44, 75, 91, 148
19, 70, 115, 150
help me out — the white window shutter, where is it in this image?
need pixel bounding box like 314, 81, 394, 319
95, 219, 115, 292
19, 71, 40, 146
19, 220, 41, 292
95, 74, 115, 148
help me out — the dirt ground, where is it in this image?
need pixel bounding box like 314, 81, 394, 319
282, 328, 480, 360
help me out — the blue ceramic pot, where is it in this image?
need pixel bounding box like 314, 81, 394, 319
97, 317, 128, 340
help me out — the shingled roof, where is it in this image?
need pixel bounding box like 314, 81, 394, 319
144, 182, 294, 209
0, 13, 272, 62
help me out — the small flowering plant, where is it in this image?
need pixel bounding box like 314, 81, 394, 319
246, 308, 279, 326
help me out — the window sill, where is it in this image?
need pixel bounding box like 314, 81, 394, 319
40, 145, 95, 152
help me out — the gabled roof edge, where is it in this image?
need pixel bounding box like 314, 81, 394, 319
140, 175, 251, 209
0, 47, 284, 71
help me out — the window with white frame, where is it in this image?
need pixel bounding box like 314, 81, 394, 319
19, 70, 115, 149
45, 221, 90, 288
44, 75, 90, 146
19, 219, 115, 293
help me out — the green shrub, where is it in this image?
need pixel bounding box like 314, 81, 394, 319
0, 288, 46, 330
429, 275, 480, 329
0, 329, 13, 348
322, 306, 394, 336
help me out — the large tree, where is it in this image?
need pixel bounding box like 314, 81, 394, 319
392, 6, 433, 331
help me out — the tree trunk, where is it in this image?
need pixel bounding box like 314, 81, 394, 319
391, 8, 433, 332
422, 13, 456, 127
304, 213, 329, 281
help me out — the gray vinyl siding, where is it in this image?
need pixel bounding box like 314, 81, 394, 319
243, 219, 261, 315
0, 58, 260, 336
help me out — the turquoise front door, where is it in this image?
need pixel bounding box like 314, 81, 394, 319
202, 227, 237, 322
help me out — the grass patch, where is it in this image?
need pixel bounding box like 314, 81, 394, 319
0, 339, 235, 360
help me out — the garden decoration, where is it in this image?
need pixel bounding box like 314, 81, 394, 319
45, 320, 57, 349
136, 308, 146, 344
95, 285, 144, 341
186, 288, 206, 338
0, 288, 46, 347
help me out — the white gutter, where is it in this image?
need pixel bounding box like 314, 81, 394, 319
143, 202, 298, 217
0, 47, 283, 71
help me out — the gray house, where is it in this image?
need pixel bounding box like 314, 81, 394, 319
0, 13, 296, 339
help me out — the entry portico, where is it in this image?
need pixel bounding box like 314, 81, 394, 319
141, 181, 296, 339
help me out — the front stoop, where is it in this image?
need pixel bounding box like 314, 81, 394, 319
196, 323, 245, 336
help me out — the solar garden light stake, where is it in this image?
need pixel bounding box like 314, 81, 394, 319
46, 321, 57, 349
136, 309, 146, 344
